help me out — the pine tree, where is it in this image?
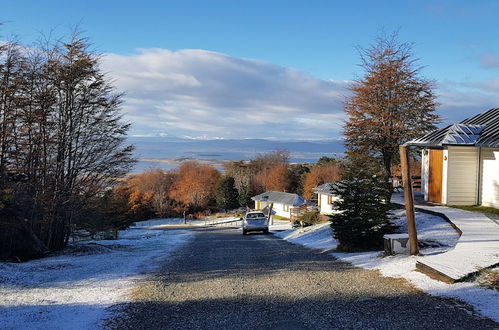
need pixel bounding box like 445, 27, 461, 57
330, 176, 397, 251
215, 176, 240, 210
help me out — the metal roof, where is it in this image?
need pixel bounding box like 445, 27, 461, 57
407, 108, 499, 147
251, 191, 306, 207
313, 183, 338, 195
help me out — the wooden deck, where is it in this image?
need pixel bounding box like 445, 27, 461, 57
392, 193, 499, 283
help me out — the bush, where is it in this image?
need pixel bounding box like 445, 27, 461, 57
329, 177, 397, 251
297, 211, 322, 226
477, 269, 499, 290
192, 210, 212, 219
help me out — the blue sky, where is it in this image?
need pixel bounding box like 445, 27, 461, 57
2, 0, 499, 140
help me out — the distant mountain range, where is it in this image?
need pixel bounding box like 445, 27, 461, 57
128, 137, 345, 172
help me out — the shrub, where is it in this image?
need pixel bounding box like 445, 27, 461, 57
477, 269, 499, 290
329, 177, 397, 251
297, 211, 322, 226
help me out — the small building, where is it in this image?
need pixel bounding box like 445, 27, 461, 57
313, 183, 338, 214
251, 191, 306, 219
407, 108, 499, 207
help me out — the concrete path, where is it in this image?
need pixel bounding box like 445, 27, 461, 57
392, 193, 499, 282
106, 228, 497, 329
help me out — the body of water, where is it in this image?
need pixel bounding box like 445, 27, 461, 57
128, 137, 344, 172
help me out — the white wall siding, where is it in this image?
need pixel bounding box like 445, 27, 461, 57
421, 150, 429, 201
319, 194, 335, 214
442, 149, 449, 205
255, 201, 291, 218
273, 202, 291, 218
255, 201, 268, 210
446, 146, 479, 205
480, 148, 499, 208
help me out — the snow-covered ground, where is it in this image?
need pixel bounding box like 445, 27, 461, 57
273, 211, 499, 323
273, 222, 337, 251
0, 220, 193, 329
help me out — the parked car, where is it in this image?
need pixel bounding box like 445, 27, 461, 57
242, 211, 269, 235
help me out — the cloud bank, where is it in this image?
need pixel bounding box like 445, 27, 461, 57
102, 49, 347, 140
437, 79, 499, 123
102, 48, 499, 140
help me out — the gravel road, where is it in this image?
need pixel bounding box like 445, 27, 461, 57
106, 228, 498, 329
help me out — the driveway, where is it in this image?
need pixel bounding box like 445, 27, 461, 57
106, 228, 498, 329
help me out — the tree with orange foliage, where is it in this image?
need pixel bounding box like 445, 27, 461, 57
254, 163, 291, 192
127, 189, 155, 220
344, 32, 439, 180
303, 163, 342, 199
126, 169, 178, 216
169, 161, 221, 210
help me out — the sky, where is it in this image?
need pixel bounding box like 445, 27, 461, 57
1, 0, 499, 140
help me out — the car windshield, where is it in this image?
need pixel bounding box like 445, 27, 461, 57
247, 213, 265, 219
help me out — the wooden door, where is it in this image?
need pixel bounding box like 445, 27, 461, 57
428, 149, 443, 203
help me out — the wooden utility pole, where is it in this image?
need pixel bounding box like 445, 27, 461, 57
267, 203, 274, 225
399, 145, 419, 255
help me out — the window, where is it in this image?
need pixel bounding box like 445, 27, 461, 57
283, 204, 289, 212
327, 195, 334, 205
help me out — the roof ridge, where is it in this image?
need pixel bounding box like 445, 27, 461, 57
407, 107, 499, 148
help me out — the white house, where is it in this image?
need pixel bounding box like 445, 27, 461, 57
407, 108, 499, 207
313, 183, 338, 215
251, 191, 306, 218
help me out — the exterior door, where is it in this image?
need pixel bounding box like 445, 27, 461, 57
428, 149, 443, 203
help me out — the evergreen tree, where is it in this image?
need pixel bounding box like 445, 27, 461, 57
329, 175, 397, 251
215, 176, 240, 210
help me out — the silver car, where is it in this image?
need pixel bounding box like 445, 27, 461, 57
242, 211, 269, 235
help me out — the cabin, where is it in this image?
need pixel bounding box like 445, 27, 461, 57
406, 108, 499, 207
251, 191, 306, 219
313, 183, 338, 214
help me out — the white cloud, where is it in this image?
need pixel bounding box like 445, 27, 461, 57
437, 79, 499, 123
101, 48, 498, 140
101, 48, 347, 140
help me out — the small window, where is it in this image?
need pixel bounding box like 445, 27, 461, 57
328, 195, 334, 205
283, 204, 289, 212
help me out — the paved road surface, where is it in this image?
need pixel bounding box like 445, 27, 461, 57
106, 228, 498, 329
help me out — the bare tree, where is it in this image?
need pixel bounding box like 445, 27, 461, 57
0, 32, 135, 258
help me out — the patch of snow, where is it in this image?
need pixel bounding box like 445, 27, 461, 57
274, 212, 499, 323
132, 218, 185, 227
269, 219, 293, 231
274, 222, 337, 252
391, 209, 460, 253
0, 224, 193, 329
331, 250, 499, 323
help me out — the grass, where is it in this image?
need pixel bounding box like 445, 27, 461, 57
450, 205, 499, 216
272, 215, 290, 221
